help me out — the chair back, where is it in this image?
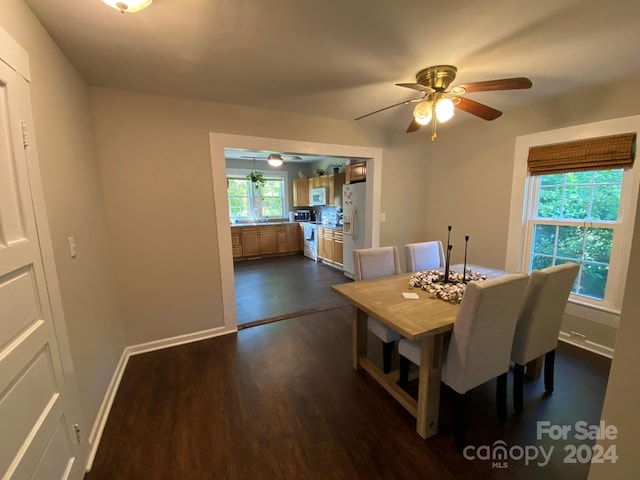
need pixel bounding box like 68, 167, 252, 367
443, 273, 529, 394
353, 246, 401, 281
511, 263, 579, 365
404, 241, 445, 272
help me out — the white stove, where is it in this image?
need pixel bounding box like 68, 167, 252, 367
301, 222, 318, 261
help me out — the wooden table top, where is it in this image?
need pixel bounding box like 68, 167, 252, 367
331, 273, 459, 341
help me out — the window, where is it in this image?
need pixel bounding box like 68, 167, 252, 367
525, 169, 622, 303
227, 171, 286, 220
507, 116, 640, 324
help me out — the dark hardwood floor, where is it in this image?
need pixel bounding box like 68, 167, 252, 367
86, 307, 611, 480
234, 254, 351, 327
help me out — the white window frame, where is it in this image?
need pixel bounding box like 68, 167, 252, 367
506, 115, 640, 328
226, 167, 289, 219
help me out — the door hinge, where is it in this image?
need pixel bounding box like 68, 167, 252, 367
20, 120, 29, 148
74, 424, 81, 443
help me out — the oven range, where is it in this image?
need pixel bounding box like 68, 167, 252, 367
301, 222, 318, 261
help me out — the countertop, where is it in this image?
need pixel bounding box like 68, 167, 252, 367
230, 221, 299, 227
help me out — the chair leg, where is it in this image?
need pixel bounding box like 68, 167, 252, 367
453, 391, 466, 449
544, 349, 556, 393
513, 363, 525, 413
382, 342, 394, 374
496, 372, 508, 422
398, 355, 410, 387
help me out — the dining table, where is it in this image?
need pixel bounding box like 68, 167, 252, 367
331, 263, 514, 439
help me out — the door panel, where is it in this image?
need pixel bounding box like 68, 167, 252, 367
0, 42, 81, 479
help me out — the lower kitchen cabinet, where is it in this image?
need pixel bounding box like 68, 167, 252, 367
233, 223, 303, 259
318, 227, 343, 268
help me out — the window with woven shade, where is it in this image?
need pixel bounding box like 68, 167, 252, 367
523, 132, 636, 310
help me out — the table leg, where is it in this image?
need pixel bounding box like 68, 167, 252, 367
416, 334, 444, 439
352, 307, 368, 370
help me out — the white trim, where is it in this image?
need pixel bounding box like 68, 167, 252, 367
85, 348, 129, 471
0, 27, 30, 81
209, 133, 383, 332
506, 115, 640, 326
125, 324, 234, 357
85, 324, 236, 471
559, 331, 614, 359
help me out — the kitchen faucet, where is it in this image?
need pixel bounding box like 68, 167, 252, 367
253, 207, 261, 222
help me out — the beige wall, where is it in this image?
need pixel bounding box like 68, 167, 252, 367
589, 169, 640, 478
0, 0, 126, 437
89, 88, 388, 345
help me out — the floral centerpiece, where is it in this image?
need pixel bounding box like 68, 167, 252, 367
409, 269, 487, 303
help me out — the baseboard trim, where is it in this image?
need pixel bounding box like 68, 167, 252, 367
85, 324, 236, 472
559, 331, 614, 359
126, 325, 235, 357
85, 347, 130, 471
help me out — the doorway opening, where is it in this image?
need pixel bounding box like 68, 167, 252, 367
209, 133, 383, 331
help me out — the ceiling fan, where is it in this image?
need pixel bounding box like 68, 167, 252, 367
355, 65, 532, 141
241, 153, 302, 167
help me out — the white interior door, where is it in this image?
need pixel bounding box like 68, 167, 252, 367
0, 36, 83, 479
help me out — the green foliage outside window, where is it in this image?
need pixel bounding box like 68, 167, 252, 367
530, 169, 622, 301
227, 175, 284, 219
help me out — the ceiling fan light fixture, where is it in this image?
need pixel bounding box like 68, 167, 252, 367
413, 101, 433, 125
267, 154, 284, 167
435, 97, 455, 123
101, 0, 152, 13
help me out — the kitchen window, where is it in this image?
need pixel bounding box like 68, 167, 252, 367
227, 170, 286, 220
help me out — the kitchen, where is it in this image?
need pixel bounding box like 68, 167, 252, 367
226, 148, 369, 325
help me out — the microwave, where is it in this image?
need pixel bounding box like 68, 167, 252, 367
311, 187, 327, 206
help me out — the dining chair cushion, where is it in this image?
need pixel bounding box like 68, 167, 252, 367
398, 337, 421, 365
511, 263, 579, 365
368, 317, 402, 343
404, 241, 445, 273
353, 246, 401, 281
443, 273, 529, 395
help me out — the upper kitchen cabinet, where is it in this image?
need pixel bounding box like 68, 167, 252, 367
292, 178, 310, 207
328, 173, 345, 206
346, 162, 366, 184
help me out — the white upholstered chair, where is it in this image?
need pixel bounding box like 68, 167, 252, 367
404, 241, 445, 273
353, 246, 402, 373
511, 262, 579, 413
398, 273, 529, 448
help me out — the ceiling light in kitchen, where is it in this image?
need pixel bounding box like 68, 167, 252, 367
267, 154, 284, 167
101, 0, 152, 14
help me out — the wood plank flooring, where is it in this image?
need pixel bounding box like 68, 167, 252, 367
234, 254, 351, 327
86, 307, 611, 480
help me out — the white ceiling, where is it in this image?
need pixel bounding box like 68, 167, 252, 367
25, 0, 640, 133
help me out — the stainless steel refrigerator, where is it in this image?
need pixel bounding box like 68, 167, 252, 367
342, 182, 367, 279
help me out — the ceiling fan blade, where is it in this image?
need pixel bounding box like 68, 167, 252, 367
406, 118, 422, 133
455, 97, 503, 121
354, 98, 422, 121
455, 77, 532, 93
396, 82, 434, 93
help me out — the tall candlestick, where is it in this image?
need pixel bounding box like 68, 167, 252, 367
444, 226, 452, 283
463, 235, 469, 283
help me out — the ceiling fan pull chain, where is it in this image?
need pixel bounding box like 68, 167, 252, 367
431, 118, 438, 142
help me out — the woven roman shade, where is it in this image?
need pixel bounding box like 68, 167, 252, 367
527, 133, 636, 176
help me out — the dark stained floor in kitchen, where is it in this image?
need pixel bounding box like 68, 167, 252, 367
233, 254, 352, 327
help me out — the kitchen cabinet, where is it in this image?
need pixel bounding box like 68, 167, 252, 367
232, 230, 242, 258
309, 175, 330, 189
346, 162, 366, 184
289, 223, 303, 252
233, 223, 303, 258
318, 227, 343, 268
292, 178, 310, 207
327, 173, 345, 206
260, 225, 278, 254
241, 227, 260, 256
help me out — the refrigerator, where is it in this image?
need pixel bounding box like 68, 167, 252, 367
342, 182, 367, 279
